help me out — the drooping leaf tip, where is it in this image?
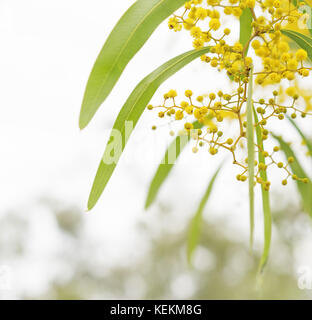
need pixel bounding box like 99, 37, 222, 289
144, 201, 151, 210
79, 113, 89, 130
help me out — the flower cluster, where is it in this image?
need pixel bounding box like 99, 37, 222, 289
147, 0, 312, 188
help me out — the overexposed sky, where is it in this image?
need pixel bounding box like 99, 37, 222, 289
0, 0, 237, 231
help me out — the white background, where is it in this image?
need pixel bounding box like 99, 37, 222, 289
1, 0, 312, 298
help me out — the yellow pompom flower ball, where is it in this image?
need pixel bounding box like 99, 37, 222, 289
193, 38, 204, 49
195, 7, 208, 20
175, 110, 184, 120
286, 87, 296, 97
184, 122, 193, 130
295, 49, 308, 61
210, 58, 218, 67
190, 26, 202, 38
224, 28, 231, 35
209, 18, 221, 31
167, 89, 177, 98
288, 59, 298, 70
251, 40, 261, 50
185, 90, 193, 97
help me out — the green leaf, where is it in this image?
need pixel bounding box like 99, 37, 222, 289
227, 8, 252, 82
87, 47, 210, 210
240, 9, 253, 54
145, 121, 203, 209
246, 67, 254, 249
187, 165, 222, 265
79, 0, 187, 129
253, 109, 272, 275
281, 29, 312, 61
287, 116, 312, 157
272, 133, 312, 217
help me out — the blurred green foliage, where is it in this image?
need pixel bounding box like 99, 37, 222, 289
0, 199, 311, 299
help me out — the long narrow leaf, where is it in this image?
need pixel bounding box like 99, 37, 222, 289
240, 9, 253, 54
80, 0, 186, 129
287, 116, 312, 156
145, 121, 203, 209
281, 29, 312, 61
272, 133, 312, 217
87, 47, 210, 210
254, 110, 272, 274
187, 165, 222, 264
247, 67, 255, 249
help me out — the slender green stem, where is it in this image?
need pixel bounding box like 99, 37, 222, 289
247, 66, 255, 250
254, 109, 272, 278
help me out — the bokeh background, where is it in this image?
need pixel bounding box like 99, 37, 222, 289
1, 0, 312, 299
